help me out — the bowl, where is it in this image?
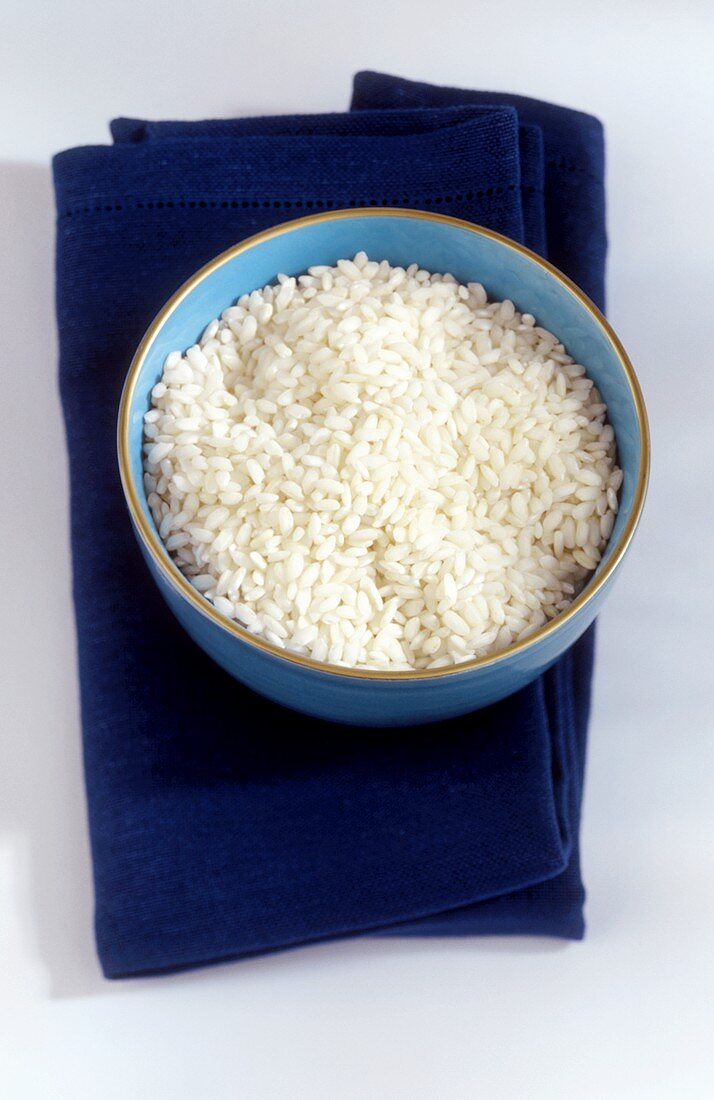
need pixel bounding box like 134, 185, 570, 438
118, 209, 649, 726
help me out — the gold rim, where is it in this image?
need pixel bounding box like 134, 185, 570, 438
117, 208, 650, 681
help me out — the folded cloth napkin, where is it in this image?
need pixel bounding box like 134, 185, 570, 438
53, 72, 606, 978
351, 71, 607, 307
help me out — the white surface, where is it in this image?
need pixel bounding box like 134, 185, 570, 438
1, 1, 713, 1096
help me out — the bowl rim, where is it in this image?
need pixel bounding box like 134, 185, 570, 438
117, 207, 650, 681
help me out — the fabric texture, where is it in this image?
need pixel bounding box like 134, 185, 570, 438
351, 71, 607, 308
53, 72, 606, 978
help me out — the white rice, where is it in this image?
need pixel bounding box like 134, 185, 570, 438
143, 253, 621, 671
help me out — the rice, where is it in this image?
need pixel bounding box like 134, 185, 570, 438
143, 253, 621, 671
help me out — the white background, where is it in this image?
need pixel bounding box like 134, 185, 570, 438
1, 1, 713, 1096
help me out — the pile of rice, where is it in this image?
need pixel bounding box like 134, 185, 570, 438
143, 253, 621, 671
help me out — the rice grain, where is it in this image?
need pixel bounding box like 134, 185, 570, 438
144, 253, 621, 670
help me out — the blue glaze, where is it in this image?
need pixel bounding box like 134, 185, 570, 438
123, 214, 646, 726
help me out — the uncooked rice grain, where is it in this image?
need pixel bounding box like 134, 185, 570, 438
143, 253, 621, 671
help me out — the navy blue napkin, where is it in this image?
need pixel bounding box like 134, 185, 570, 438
53, 74, 605, 978
352, 71, 607, 307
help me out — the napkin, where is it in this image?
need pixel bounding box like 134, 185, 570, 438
53, 74, 605, 977
351, 71, 607, 307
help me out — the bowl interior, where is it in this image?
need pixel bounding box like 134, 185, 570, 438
124, 211, 644, 601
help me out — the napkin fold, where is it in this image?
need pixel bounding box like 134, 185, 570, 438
351, 71, 607, 307
53, 73, 605, 978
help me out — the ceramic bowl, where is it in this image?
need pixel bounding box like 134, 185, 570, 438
118, 209, 649, 726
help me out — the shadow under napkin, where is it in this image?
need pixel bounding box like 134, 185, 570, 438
53, 76, 604, 977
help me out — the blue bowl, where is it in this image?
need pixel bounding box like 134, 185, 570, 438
118, 210, 649, 726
